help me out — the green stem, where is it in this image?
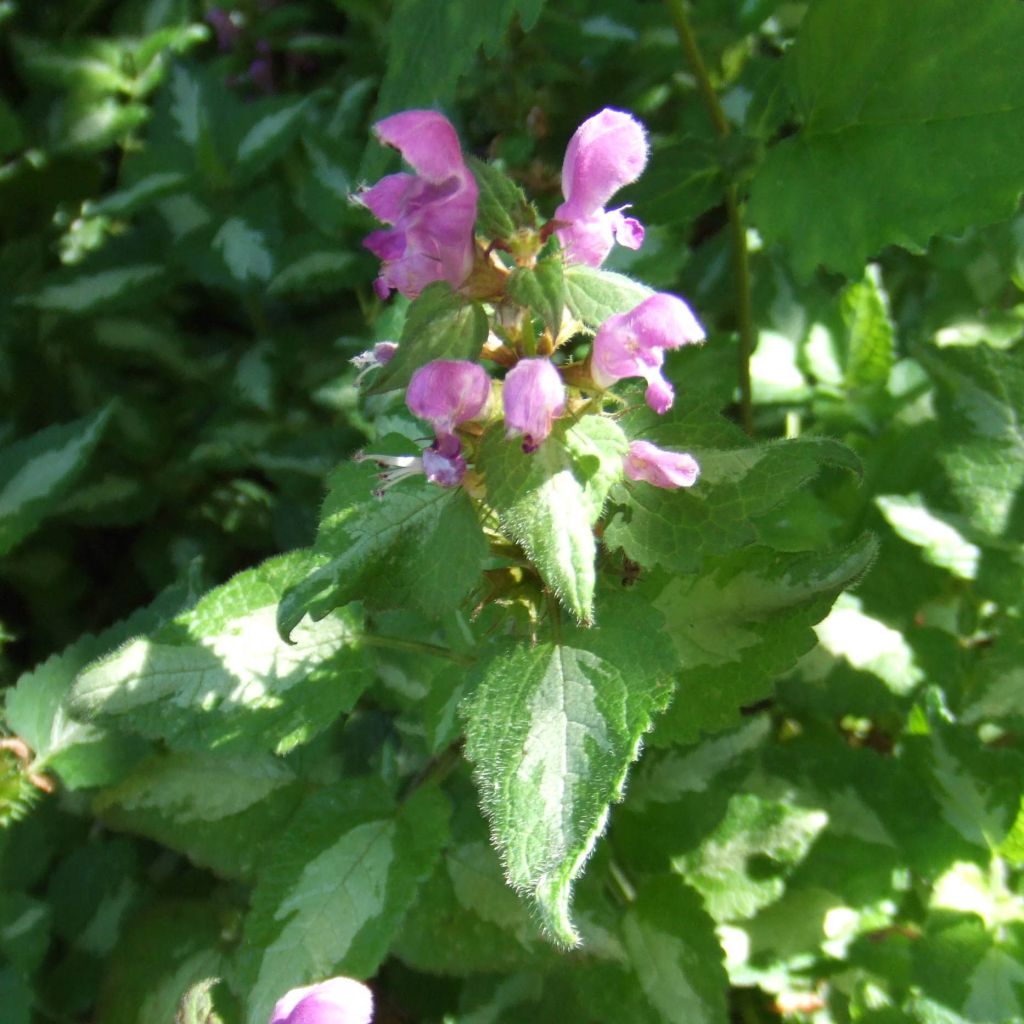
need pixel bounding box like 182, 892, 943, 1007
356, 633, 475, 667
663, 0, 755, 435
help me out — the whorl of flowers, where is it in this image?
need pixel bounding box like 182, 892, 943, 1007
356, 107, 703, 493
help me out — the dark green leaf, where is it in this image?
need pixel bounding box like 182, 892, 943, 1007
508, 258, 566, 336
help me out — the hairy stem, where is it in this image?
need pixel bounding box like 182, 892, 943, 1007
663, 0, 755, 434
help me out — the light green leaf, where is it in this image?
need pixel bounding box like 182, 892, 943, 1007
623, 878, 729, 1024
841, 264, 894, 388
468, 156, 538, 241
236, 98, 307, 177
239, 782, 448, 1024
12, 34, 130, 92
876, 494, 979, 580
23, 266, 165, 314
563, 265, 652, 329
69, 552, 368, 756
90, 171, 189, 217
750, 0, 1024, 278
480, 415, 628, 623
676, 793, 828, 922
0, 406, 112, 556
212, 218, 274, 284
176, 978, 223, 1024
508, 258, 566, 336
93, 751, 305, 882
268, 251, 359, 297
463, 592, 676, 945
278, 462, 488, 638
368, 282, 488, 394
652, 537, 877, 744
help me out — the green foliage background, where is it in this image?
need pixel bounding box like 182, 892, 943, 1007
2, 1, 1024, 1022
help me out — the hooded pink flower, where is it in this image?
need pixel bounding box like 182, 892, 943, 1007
554, 109, 649, 267
503, 358, 566, 453
358, 110, 478, 299
406, 359, 491, 434
624, 441, 700, 489
591, 292, 705, 414
270, 977, 373, 1024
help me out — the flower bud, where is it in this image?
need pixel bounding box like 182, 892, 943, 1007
406, 360, 491, 434
503, 358, 566, 453
270, 977, 373, 1024
624, 440, 700, 489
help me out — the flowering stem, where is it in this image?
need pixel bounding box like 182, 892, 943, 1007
663, 0, 755, 435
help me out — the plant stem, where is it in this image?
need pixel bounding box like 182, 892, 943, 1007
356, 633, 475, 667
663, 0, 755, 435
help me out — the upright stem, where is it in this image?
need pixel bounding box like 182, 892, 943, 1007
663, 0, 755, 435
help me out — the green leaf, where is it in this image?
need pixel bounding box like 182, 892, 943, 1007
750, 0, 1024, 278
622, 878, 729, 1024
4, 575, 192, 788
238, 782, 449, 1024
0, 969, 31, 1024
480, 415, 628, 623
368, 282, 488, 394
373, 0, 545, 124
278, 462, 488, 638
676, 792, 828, 922
630, 137, 723, 231
875, 494, 979, 580
93, 752, 305, 883
468, 156, 538, 240
563, 265, 652, 329
268, 250, 359, 298
235, 98, 307, 182
604, 401, 863, 572
840, 265, 894, 388
89, 171, 188, 217
508, 258, 566, 336
652, 537, 877, 744
462, 591, 676, 945
923, 344, 1024, 540
68, 552, 368, 756
176, 978, 223, 1024
22, 265, 166, 314
211, 218, 274, 285
0, 405, 112, 556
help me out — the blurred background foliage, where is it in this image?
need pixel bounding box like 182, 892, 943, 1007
2, 0, 1024, 1022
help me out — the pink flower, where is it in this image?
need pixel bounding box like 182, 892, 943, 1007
554, 109, 649, 267
503, 358, 566, 453
358, 111, 478, 299
591, 292, 705, 414
270, 977, 373, 1024
406, 360, 491, 434
624, 441, 700, 489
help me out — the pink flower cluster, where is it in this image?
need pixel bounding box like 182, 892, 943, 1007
355, 107, 703, 493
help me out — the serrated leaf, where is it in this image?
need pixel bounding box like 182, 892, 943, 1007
372, 0, 545, 137
923, 344, 1024, 540
508, 258, 565, 335
480, 415, 628, 623
4, 575, 194, 787
623, 878, 729, 1024
12, 34, 130, 92
750, 0, 1024, 278
463, 592, 676, 945
368, 282, 488, 394
0, 405, 112, 556
93, 751, 305, 882
212, 218, 274, 284
90, 171, 188, 217
841, 265, 894, 388
563, 265, 652, 329
235, 98, 306, 179
604, 401, 862, 572
876, 494, 979, 580
468, 156, 538, 240
69, 552, 368, 756
278, 462, 488, 638
652, 537, 877, 744
239, 782, 448, 1024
